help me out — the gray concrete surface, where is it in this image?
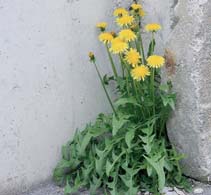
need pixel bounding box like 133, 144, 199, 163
144, 0, 211, 182
0, 0, 131, 194
1, 0, 211, 193
143, 0, 211, 182
21, 182, 211, 195
165, 0, 211, 181
22, 183, 64, 195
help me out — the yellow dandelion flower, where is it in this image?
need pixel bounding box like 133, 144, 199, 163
139, 9, 146, 17
109, 37, 129, 54
113, 8, 129, 17
116, 15, 134, 27
145, 23, 161, 32
119, 29, 136, 42
125, 48, 141, 67
96, 22, 107, 31
131, 3, 142, 11
131, 65, 150, 81
98, 32, 114, 44
147, 55, 165, 68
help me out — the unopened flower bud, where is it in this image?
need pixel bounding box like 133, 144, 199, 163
110, 31, 117, 38
130, 24, 139, 32
88, 52, 95, 62
96, 22, 107, 32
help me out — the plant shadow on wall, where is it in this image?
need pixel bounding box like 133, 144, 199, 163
53, 3, 191, 195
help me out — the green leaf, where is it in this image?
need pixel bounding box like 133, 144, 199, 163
62, 144, 70, 161
116, 77, 127, 93
95, 147, 106, 177
78, 133, 92, 156
109, 188, 119, 195
146, 164, 153, 176
144, 100, 154, 107
106, 159, 113, 176
112, 114, 131, 136
95, 145, 105, 158
159, 84, 169, 92
143, 143, 152, 154
103, 74, 114, 85
107, 171, 118, 190
169, 98, 175, 110
120, 167, 139, 195
90, 175, 102, 195
164, 159, 173, 172
114, 97, 141, 108
125, 129, 135, 148
89, 126, 108, 137
53, 159, 71, 185
64, 174, 81, 195
64, 181, 72, 195
161, 94, 176, 110
141, 125, 154, 136
95, 158, 104, 177
82, 162, 93, 181
127, 186, 139, 195
144, 156, 165, 192
112, 150, 118, 161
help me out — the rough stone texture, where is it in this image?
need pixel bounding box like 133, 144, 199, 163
142, 0, 211, 182
1, 0, 211, 194
0, 0, 131, 194
165, 0, 211, 181
20, 182, 211, 195
22, 182, 64, 195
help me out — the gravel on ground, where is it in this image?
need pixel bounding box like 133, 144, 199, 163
22, 181, 211, 195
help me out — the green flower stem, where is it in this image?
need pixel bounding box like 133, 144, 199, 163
105, 43, 118, 79
119, 54, 132, 96
119, 54, 129, 74
139, 32, 146, 64
120, 55, 146, 119
135, 81, 146, 120
135, 39, 141, 53
123, 63, 130, 96
122, 58, 130, 95
159, 118, 165, 138
125, 75, 130, 96
119, 53, 145, 113
151, 68, 155, 117
133, 80, 139, 100
137, 16, 146, 64
121, 63, 125, 78
92, 61, 118, 117
151, 32, 155, 54
159, 107, 170, 137
118, 54, 125, 78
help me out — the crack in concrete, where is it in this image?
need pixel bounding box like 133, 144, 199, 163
170, 0, 180, 30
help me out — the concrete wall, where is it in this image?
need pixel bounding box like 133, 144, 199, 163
145, 0, 211, 181
3, 0, 210, 193
165, 0, 211, 181
0, 0, 130, 194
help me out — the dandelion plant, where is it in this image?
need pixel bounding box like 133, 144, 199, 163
53, 3, 190, 195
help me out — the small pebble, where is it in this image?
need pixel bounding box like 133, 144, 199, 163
173, 187, 186, 195
165, 191, 177, 195
162, 187, 174, 193
144, 192, 150, 195
194, 188, 204, 194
